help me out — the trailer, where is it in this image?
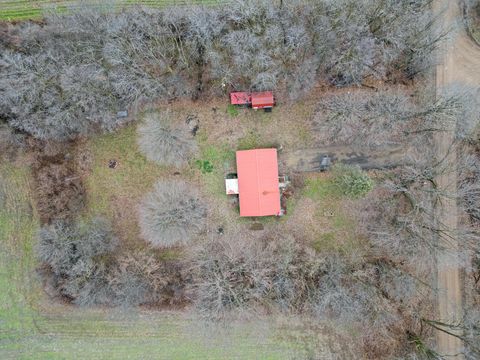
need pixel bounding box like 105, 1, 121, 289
230, 91, 275, 111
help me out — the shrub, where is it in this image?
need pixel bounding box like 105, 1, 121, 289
34, 161, 85, 223
332, 164, 373, 198
226, 104, 239, 117
37, 217, 118, 305
139, 180, 207, 248
137, 111, 197, 167
108, 252, 187, 307
195, 160, 214, 174
189, 232, 321, 317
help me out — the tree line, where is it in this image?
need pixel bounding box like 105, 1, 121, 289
0, 0, 442, 140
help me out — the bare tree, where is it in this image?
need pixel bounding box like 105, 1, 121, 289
313, 88, 466, 149
464, 0, 480, 44
139, 180, 207, 248
37, 217, 118, 305
137, 111, 197, 167
355, 137, 480, 277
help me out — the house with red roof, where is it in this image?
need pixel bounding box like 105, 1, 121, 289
225, 148, 281, 217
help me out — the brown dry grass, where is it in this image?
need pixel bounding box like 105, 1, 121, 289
157, 96, 317, 152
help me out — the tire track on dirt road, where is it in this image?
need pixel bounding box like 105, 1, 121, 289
434, 0, 480, 358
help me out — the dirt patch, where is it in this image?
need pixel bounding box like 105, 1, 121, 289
29, 139, 85, 224
156, 95, 317, 154
110, 194, 143, 246
282, 144, 411, 173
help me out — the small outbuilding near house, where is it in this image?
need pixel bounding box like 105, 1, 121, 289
250, 92, 274, 110
229, 91, 275, 110
235, 149, 281, 217
230, 92, 251, 106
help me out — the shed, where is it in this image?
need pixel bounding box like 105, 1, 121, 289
251, 91, 274, 109
230, 92, 250, 105
236, 149, 281, 217
225, 178, 239, 195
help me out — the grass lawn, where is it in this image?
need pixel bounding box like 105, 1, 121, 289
79, 124, 170, 244
0, 0, 225, 21
0, 162, 40, 342
82, 100, 357, 253
284, 173, 367, 256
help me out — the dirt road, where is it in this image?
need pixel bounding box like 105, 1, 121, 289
434, 0, 480, 358
281, 144, 411, 172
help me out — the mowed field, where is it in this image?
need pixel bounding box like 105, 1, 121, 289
0, 0, 225, 20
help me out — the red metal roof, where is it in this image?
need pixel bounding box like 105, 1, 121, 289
236, 149, 281, 217
251, 91, 274, 109
230, 92, 250, 105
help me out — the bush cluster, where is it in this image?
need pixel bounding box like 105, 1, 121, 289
37, 217, 186, 306
332, 164, 373, 198
190, 234, 321, 317
0, 0, 440, 140
27, 140, 86, 223
37, 218, 118, 305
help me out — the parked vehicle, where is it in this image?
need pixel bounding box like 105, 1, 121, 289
320, 155, 331, 171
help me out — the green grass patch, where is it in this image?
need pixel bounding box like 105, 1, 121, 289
0, 161, 41, 343
333, 213, 352, 229
311, 232, 335, 252
80, 124, 170, 244
237, 129, 278, 151
237, 130, 262, 150
156, 248, 182, 261
303, 167, 373, 201
299, 175, 363, 255
0, 1, 226, 21
194, 131, 235, 198
83, 124, 166, 217
302, 176, 340, 200
296, 126, 313, 146
199, 142, 235, 167
226, 104, 239, 117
